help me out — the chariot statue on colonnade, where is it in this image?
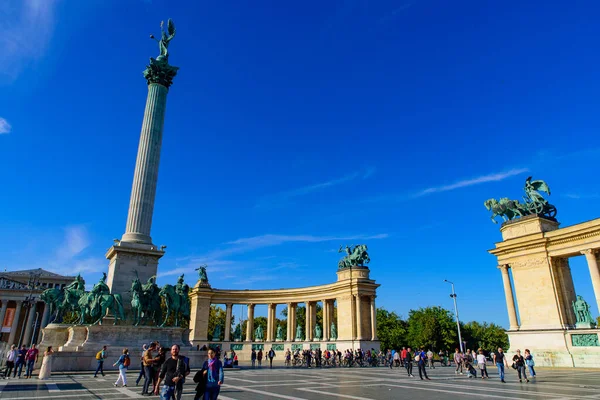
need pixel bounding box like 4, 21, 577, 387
484, 176, 558, 224
337, 244, 370, 269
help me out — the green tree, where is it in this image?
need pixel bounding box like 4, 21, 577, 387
462, 321, 508, 351
406, 306, 457, 351
208, 305, 227, 340
241, 316, 268, 340
376, 308, 407, 351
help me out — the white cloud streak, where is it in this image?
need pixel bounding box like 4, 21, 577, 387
256, 167, 376, 208
227, 233, 388, 248
0, 0, 57, 83
414, 168, 529, 197
0, 118, 11, 134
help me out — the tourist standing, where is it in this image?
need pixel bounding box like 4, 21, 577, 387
251, 349, 256, 368
393, 350, 400, 367
142, 342, 160, 396
426, 349, 434, 369
476, 349, 488, 379
268, 348, 276, 369
94, 345, 107, 378
493, 347, 508, 383
13, 345, 26, 378
38, 346, 54, 380
199, 348, 224, 400
135, 344, 148, 386
154, 344, 190, 400
416, 351, 431, 380
524, 349, 536, 378
5, 345, 16, 378
453, 348, 463, 375
512, 349, 529, 383
257, 350, 263, 367
284, 349, 291, 367
404, 347, 414, 377
113, 348, 131, 387
24, 344, 39, 379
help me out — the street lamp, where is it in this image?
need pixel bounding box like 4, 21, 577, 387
444, 279, 464, 353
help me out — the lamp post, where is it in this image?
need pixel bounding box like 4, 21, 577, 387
444, 279, 464, 353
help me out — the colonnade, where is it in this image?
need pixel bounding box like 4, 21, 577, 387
0, 300, 50, 347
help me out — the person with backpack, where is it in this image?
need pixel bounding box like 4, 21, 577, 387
113, 348, 130, 387
268, 348, 276, 369
524, 349, 536, 378
94, 345, 107, 378
416, 349, 431, 380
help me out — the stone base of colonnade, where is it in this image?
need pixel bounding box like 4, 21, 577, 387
38, 323, 207, 371
508, 329, 600, 368
203, 340, 380, 361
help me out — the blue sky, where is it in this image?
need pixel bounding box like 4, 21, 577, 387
1, 0, 600, 328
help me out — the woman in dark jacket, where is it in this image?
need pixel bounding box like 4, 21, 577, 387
512, 349, 529, 383
194, 348, 224, 400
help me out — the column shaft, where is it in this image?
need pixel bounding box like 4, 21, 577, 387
583, 250, 600, 314
322, 300, 329, 341
290, 304, 297, 341
246, 304, 254, 342
266, 304, 273, 342
370, 296, 377, 340
22, 303, 37, 346
500, 265, 519, 330
8, 302, 22, 346
305, 302, 311, 341
355, 295, 363, 340
0, 301, 8, 338
224, 304, 232, 342
122, 83, 169, 244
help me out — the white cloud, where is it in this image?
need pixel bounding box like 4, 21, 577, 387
414, 168, 529, 197
57, 225, 90, 259
0, 118, 11, 134
226, 233, 389, 249
256, 166, 376, 208
0, 0, 57, 82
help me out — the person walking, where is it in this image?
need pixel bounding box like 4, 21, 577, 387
257, 350, 263, 367
416, 351, 431, 380
404, 347, 414, 377
113, 348, 131, 387
24, 344, 39, 379
197, 348, 224, 400
512, 350, 529, 383
135, 344, 148, 386
426, 349, 434, 369
268, 348, 276, 369
493, 347, 509, 383
94, 345, 107, 378
453, 348, 463, 375
37, 346, 54, 380
13, 345, 26, 378
5, 345, 17, 378
476, 349, 488, 379
524, 349, 536, 378
250, 349, 256, 368
141, 342, 160, 396
154, 344, 190, 400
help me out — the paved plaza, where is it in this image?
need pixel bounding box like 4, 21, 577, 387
1, 365, 600, 399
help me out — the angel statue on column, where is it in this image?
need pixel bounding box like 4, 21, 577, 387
150, 19, 176, 61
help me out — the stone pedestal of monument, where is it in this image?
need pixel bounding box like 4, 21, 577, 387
39, 324, 206, 371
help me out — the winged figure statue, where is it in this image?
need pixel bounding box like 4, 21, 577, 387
150, 19, 176, 61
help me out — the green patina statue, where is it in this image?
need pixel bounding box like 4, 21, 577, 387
485, 176, 557, 224
330, 322, 337, 340
573, 295, 596, 328
213, 324, 222, 341
131, 273, 162, 326
144, 19, 179, 88
295, 324, 304, 341
314, 324, 322, 340
233, 324, 243, 341
255, 325, 264, 341
159, 274, 190, 327
41, 273, 86, 323
338, 244, 370, 270
195, 264, 209, 284
276, 324, 284, 341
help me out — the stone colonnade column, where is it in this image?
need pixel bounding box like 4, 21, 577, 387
289, 304, 297, 341
266, 304, 274, 342
355, 295, 363, 340
0, 301, 8, 337
22, 303, 37, 346
8, 302, 22, 346
500, 265, 519, 330
246, 304, 255, 342
224, 303, 233, 342
370, 296, 377, 340
322, 300, 329, 340
37, 303, 51, 344
305, 302, 311, 341
582, 249, 600, 313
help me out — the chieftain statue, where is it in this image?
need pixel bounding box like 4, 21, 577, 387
276, 324, 284, 341
573, 295, 596, 328
159, 274, 191, 327
338, 244, 370, 270
295, 324, 304, 341
255, 325, 264, 341
485, 176, 557, 224
233, 324, 243, 341
314, 324, 322, 340
330, 322, 337, 340
131, 273, 162, 326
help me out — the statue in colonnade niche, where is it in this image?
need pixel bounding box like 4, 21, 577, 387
330, 322, 337, 340
314, 324, 322, 340
233, 324, 242, 341
212, 324, 222, 341
255, 325, 264, 341
276, 324, 284, 341
573, 295, 596, 328
295, 324, 304, 341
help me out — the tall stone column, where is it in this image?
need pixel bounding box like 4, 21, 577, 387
305, 302, 312, 341
266, 304, 274, 342
22, 303, 37, 346
286, 303, 292, 341
224, 304, 233, 342
8, 302, 22, 346
583, 250, 600, 313
289, 304, 297, 341
0, 301, 9, 336
40, 303, 51, 329
370, 296, 377, 340
500, 265, 519, 330
322, 300, 329, 341
245, 304, 255, 342
355, 295, 363, 340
